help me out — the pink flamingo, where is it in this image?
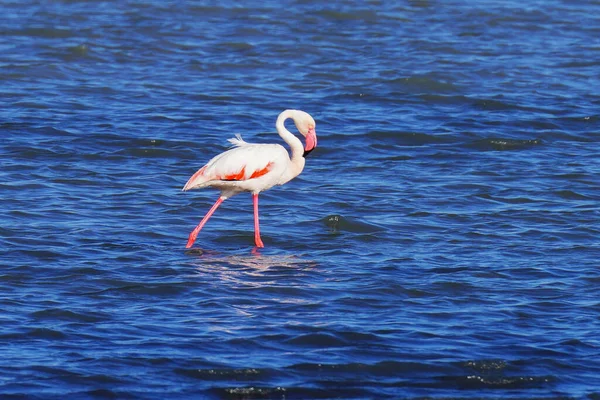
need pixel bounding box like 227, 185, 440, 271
182, 109, 318, 248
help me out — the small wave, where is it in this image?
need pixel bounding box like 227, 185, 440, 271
175, 367, 267, 380
470, 138, 543, 151
12, 101, 50, 109
323, 215, 384, 233
290, 360, 449, 375
553, 190, 594, 200
13, 27, 74, 39
387, 76, 461, 94
27, 126, 73, 137
470, 97, 533, 112
366, 130, 451, 146
419, 94, 470, 105
557, 60, 600, 68
115, 147, 180, 158
430, 266, 471, 274
452, 374, 553, 389
315, 9, 379, 22
5, 328, 68, 340
219, 42, 255, 51
461, 359, 507, 372
285, 333, 348, 347
84, 283, 190, 297
68, 43, 89, 56
210, 385, 376, 400
30, 308, 108, 323
58, 43, 105, 62
216, 386, 287, 397
475, 193, 537, 204
79, 389, 127, 398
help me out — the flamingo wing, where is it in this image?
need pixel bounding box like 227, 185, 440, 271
182, 143, 287, 191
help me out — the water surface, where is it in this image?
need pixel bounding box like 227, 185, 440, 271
1, 0, 599, 398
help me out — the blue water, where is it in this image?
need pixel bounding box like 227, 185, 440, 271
2, 1, 600, 398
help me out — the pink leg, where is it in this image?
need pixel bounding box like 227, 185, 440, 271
253, 193, 264, 248
186, 196, 225, 248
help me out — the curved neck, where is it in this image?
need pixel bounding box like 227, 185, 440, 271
276, 110, 304, 160
275, 110, 306, 184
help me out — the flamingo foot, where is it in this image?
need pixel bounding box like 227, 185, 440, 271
186, 228, 200, 248
185, 196, 225, 249
254, 235, 264, 248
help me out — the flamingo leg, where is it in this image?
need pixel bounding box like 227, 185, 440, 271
186, 196, 225, 248
253, 193, 265, 248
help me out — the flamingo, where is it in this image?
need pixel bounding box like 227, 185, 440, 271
182, 109, 318, 248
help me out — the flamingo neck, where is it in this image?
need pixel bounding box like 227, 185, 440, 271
276, 110, 304, 159
276, 110, 306, 183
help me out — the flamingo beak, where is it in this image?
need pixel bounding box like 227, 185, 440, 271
303, 128, 317, 158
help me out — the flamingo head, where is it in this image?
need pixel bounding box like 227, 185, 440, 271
292, 111, 317, 158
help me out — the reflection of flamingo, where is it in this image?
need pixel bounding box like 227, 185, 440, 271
183, 110, 318, 248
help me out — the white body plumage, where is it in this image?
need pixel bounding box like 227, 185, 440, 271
183, 137, 296, 199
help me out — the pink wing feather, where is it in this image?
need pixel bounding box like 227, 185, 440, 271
182, 142, 281, 191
